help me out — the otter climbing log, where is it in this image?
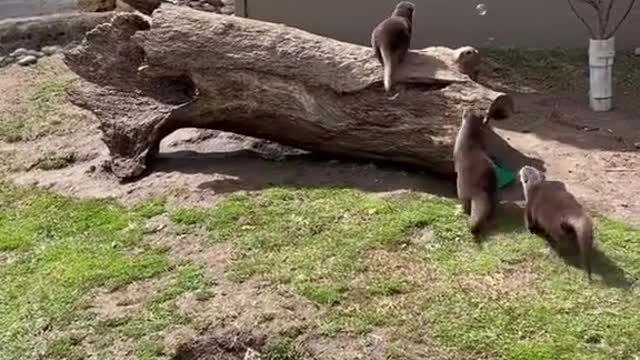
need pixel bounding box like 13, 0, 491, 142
63, 4, 514, 180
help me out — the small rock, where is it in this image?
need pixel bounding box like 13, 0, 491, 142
10, 48, 28, 57
206, 0, 222, 5
0, 56, 10, 67
220, 5, 234, 14
634, 47, 640, 56
634, 142, 640, 149
17, 55, 38, 66
221, 0, 234, 5
41, 45, 62, 56
202, 3, 216, 11
144, 222, 166, 234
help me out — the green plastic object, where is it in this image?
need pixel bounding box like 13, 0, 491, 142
491, 157, 516, 189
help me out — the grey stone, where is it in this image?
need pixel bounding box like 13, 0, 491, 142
1, 56, 15, 66
205, 0, 222, 6
221, 0, 234, 5
202, 3, 216, 11
634, 47, 640, 56
17, 55, 38, 66
220, 5, 234, 14
22, 49, 42, 57
42, 45, 63, 56
10, 48, 28, 57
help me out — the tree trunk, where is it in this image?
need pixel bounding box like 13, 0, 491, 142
63, 4, 514, 180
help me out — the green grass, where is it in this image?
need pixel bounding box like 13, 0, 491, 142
113, 263, 211, 359
195, 187, 640, 359
264, 337, 305, 360
0, 61, 85, 143
2, 182, 639, 359
0, 183, 197, 359
170, 207, 209, 234
31, 152, 77, 170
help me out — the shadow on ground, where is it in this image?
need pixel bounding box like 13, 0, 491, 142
538, 230, 633, 289
491, 93, 640, 153
152, 149, 458, 198
150, 126, 545, 204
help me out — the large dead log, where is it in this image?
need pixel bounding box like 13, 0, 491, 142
63, 4, 514, 180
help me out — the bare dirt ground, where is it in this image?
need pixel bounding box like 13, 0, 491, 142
1, 53, 639, 358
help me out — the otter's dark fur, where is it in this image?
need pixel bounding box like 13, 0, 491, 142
453, 109, 497, 236
371, 1, 414, 99
519, 165, 594, 280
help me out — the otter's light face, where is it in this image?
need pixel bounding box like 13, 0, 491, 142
519, 166, 545, 186
461, 108, 485, 126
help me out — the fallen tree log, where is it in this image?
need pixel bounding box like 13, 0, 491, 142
64, 4, 514, 180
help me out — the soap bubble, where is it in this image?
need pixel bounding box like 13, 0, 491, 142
475, 3, 488, 16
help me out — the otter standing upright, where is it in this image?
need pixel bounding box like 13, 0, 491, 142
518, 166, 594, 280
453, 109, 498, 237
371, 1, 414, 99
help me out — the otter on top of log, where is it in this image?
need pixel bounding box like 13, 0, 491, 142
519, 166, 594, 280
371, 1, 414, 100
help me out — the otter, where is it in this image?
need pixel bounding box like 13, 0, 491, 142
371, 1, 414, 99
519, 165, 594, 280
453, 109, 497, 237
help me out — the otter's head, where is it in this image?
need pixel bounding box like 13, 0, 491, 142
461, 108, 489, 128
393, 1, 415, 21
519, 165, 545, 199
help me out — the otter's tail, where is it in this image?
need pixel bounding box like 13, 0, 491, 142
561, 216, 594, 280
470, 192, 494, 236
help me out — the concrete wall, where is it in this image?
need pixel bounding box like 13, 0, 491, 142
241, 0, 640, 49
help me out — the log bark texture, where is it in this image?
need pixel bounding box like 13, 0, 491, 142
64, 4, 514, 180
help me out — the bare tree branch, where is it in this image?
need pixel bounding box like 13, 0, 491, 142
576, 0, 601, 10
568, 0, 598, 38
604, 0, 616, 33
596, 0, 606, 37
605, 0, 637, 38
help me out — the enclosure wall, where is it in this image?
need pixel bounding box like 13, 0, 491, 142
242, 0, 640, 49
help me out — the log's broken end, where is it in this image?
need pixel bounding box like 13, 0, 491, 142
120, 0, 160, 15
489, 94, 514, 120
